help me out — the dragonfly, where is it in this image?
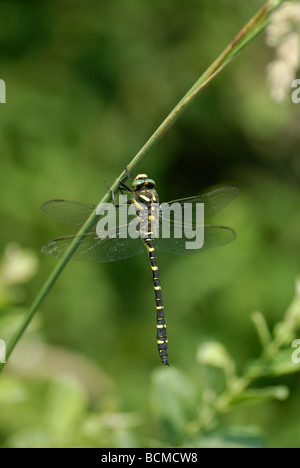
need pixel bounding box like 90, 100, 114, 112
42, 173, 239, 366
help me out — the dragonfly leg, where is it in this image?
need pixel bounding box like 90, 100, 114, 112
118, 180, 132, 193
105, 180, 117, 205
120, 165, 130, 183
118, 165, 132, 194
105, 180, 132, 208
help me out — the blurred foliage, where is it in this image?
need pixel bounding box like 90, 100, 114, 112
0, 0, 300, 448
1, 278, 300, 447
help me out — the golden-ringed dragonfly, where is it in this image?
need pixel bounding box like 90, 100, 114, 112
42, 173, 239, 366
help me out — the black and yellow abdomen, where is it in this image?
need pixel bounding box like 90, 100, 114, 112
132, 181, 169, 366
144, 238, 168, 365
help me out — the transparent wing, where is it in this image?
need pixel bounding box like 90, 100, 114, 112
42, 199, 97, 227
156, 225, 236, 255
42, 187, 239, 228
42, 199, 133, 231
42, 227, 145, 263
161, 186, 239, 224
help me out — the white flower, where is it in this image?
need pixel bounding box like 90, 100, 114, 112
267, 59, 295, 101
266, 1, 300, 102
266, 2, 300, 45
0, 243, 38, 286
277, 32, 300, 68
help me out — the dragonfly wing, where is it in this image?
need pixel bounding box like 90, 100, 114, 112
42, 228, 145, 263
42, 199, 134, 231
161, 186, 239, 223
42, 200, 97, 227
156, 225, 236, 255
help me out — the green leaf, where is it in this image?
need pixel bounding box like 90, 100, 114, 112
230, 385, 289, 406
196, 341, 236, 390
44, 375, 88, 434
251, 311, 272, 350
246, 348, 300, 378
196, 341, 236, 374
150, 367, 195, 442
185, 426, 267, 448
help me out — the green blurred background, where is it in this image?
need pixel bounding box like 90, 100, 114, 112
0, 0, 300, 448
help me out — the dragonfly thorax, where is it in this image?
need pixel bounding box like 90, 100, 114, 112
133, 187, 159, 209
132, 186, 160, 240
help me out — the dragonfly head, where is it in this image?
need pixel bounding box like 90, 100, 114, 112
132, 174, 156, 191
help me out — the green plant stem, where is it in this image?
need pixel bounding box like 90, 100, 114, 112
190, 282, 300, 433
0, 0, 288, 373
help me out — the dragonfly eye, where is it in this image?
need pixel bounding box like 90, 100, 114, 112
145, 179, 155, 189
132, 176, 156, 191
132, 180, 144, 190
